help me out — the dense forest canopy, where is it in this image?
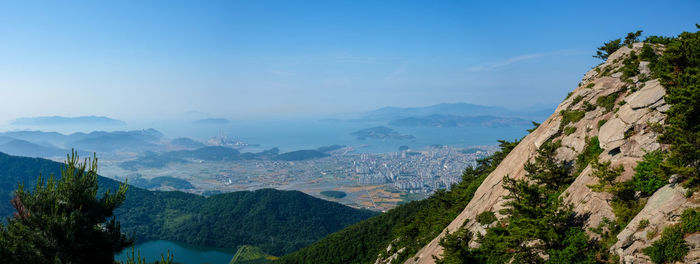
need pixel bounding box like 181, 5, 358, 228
0, 152, 376, 260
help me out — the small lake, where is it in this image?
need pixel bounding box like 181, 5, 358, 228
115, 240, 236, 264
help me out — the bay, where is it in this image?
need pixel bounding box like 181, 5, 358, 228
115, 240, 236, 264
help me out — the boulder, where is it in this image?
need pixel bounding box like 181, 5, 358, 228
599, 118, 630, 150
618, 104, 646, 124
627, 80, 665, 109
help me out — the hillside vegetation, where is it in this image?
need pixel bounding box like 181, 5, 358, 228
0, 152, 376, 257
276, 138, 519, 263
423, 26, 700, 264
279, 26, 700, 264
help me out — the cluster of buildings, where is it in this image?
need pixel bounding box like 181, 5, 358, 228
215, 145, 493, 194
351, 146, 490, 192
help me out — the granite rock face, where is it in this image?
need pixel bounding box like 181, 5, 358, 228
610, 185, 698, 264
400, 43, 693, 264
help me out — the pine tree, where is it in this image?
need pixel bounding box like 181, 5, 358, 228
0, 151, 132, 263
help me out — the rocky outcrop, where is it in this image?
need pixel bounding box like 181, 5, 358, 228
406, 43, 693, 263
610, 184, 699, 263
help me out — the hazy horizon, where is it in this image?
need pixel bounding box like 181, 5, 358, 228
2, 0, 698, 122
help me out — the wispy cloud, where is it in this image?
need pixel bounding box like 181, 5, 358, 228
384, 63, 408, 81
466, 50, 582, 72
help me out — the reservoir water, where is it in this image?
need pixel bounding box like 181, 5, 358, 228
115, 240, 235, 264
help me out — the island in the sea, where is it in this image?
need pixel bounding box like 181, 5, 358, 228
351, 126, 415, 140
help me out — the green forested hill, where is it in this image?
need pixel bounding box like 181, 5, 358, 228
0, 152, 377, 256
275, 139, 519, 264
275, 27, 700, 264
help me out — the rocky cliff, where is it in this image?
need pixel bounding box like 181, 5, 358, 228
406, 43, 698, 263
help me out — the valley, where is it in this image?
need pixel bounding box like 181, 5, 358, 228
2, 2, 697, 263
101, 144, 493, 211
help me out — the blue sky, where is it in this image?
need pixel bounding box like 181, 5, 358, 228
0, 0, 698, 121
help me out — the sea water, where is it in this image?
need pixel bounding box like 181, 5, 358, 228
114, 240, 235, 264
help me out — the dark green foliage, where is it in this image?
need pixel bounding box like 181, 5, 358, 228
624, 30, 643, 46
436, 225, 477, 263
547, 227, 599, 264
574, 137, 603, 177
643, 225, 688, 264
596, 92, 619, 112
116, 188, 375, 256
632, 151, 667, 196
588, 156, 652, 238
593, 30, 641, 60
527, 121, 541, 133
277, 139, 520, 264
644, 35, 674, 45
680, 208, 700, 234
638, 219, 650, 229
640, 44, 658, 62
277, 198, 428, 264
476, 211, 497, 225
621, 51, 640, 79
609, 182, 646, 230
440, 169, 599, 263
0, 152, 132, 263
438, 134, 605, 263
0, 152, 375, 257
591, 160, 625, 188
564, 126, 577, 136
571, 95, 584, 105
589, 159, 645, 231
594, 39, 622, 60
524, 141, 572, 191
320, 190, 347, 199
643, 208, 700, 263
589, 217, 620, 250
586, 83, 595, 88
583, 101, 596, 111
597, 119, 607, 128
651, 28, 700, 188
497, 177, 579, 263
560, 110, 585, 127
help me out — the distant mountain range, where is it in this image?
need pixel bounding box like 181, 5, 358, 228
11, 115, 126, 126
327, 102, 553, 128
0, 139, 73, 158
389, 114, 532, 128
363, 103, 512, 120
0, 129, 165, 156
364, 103, 552, 121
